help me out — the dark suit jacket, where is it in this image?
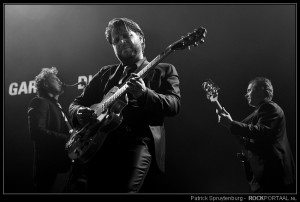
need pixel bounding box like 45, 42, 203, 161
28, 96, 71, 178
230, 100, 295, 192
69, 60, 181, 172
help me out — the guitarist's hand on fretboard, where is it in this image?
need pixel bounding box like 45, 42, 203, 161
127, 73, 147, 99
216, 107, 233, 128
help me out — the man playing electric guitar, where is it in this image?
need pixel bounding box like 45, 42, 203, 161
68, 18, 182, 193
216, 77, 295, 193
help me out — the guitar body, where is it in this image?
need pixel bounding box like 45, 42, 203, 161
67, 86, 128, 163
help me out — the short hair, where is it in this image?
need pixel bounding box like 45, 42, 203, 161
249, 77, 274, 101
105, 18, 145, 52
34, 67, 58, 97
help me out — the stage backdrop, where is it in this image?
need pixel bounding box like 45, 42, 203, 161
4, 4, 296, 193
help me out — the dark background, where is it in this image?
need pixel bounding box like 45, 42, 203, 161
4, 4, 296, 194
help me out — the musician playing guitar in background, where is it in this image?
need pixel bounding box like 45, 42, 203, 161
212, 77, 295, 193
67, 18, 205, 193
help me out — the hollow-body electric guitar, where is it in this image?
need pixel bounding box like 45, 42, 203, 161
65, 27, 207, 163
202, 79, 252, 181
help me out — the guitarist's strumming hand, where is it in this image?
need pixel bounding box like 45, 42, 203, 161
216, 107, 233, 129
76, 106, 97, 125
127, 73, 147, 99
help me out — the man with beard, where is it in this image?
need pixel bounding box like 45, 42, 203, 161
68, 18, 181, 193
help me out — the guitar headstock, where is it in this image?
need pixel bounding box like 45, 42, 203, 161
170, 27, 207, 51
202, 79, 220, 102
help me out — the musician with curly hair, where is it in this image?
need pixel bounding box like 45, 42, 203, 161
28, 67, 72, 192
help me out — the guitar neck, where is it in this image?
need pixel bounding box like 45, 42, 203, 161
97, 27, 206, 113
138, 49, 173, 79
214, 99, 223, 111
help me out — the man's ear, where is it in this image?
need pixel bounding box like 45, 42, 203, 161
139, 35, 144, 43
140, 36, 145, 51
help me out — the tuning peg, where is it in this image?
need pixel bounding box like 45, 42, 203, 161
188, 46, 191, 50
193, 42, 199, 47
